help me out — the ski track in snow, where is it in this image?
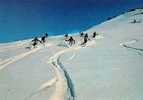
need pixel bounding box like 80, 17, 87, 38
37, 77, 57, 92
48, 40, 96, 100
0, 58, 11, 65
0, 41, 28, 51
0, 43, 53, 71
0, 47, 41, 71
0, 40, 95, 100
120, 39, 138, 46
48, 46, 81, 100
120, 39, 143, 56
65, 52, 76, 62
24, 45, 77, 100
123, 45, 143, 56
24, 77, 57, 100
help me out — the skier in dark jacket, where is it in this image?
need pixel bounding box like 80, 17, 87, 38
41, 33, 49, 44
68, 36, 75, 46
64, 34, 69, 41
31, 37, 41, 48
41, 36, 46, 43
81, 33, 89, 45
93, 32, 97, 38
80, 32, 84, 37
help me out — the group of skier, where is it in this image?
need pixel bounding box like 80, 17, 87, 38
30, 31, 97, 48
31, 33, 48, 48
64, 31, 97, 46
80, 31, 97, 45
64, 34, 76, 46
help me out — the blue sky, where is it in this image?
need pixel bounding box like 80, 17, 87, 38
0, 0, 143, 42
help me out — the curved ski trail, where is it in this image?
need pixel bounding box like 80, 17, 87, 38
48, 46, 80, 100
48, 40, 96, 100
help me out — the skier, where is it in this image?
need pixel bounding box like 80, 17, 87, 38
45, 33, 48, 37
80, 32, 84, 37
92, 32, 97, 38
81, 33, 89, 46
41, 33, 49, 44
31, 37, 41, 48
41, 36, 46, 43
85, 33, 89, 40
64, 34, 69, 41
68, 36, 75, 46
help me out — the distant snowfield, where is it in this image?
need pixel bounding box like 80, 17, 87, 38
0, 8, 143, 100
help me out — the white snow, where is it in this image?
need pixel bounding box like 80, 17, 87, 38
0, 8, 143, 100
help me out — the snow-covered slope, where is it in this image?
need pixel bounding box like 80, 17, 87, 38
0, 8, 143, 100
65, 8, 143, 100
